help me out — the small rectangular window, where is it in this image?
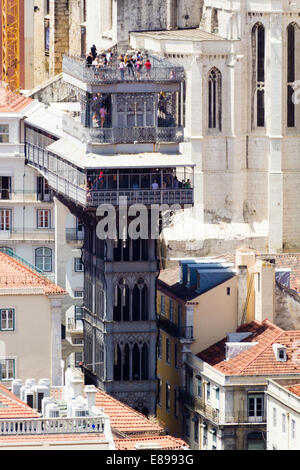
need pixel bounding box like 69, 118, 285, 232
292, 419, 296, 439
0, 125, 9, 143
206, 382, 211, 401
0, 359, 15, 380
161, 295, 165, 315
37, 209, 50, 229
166, 383, 171, 412
74, 257, 84, 272
166, 338, 170, 364
0, 209, 11, 231
174, 343, 178, 368
74, 290, 84, 298
0, 309, 15, 331
0, 176, 11, 200
226, 287, 231, 296
282, 413, 286, 433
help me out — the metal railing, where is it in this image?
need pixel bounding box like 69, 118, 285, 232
0, 416, 106, 435
87, 189, 193, 207
158, 315, 194, 340
179, 390, 220, 424
66, 228, 84, 242
0, 191, 54, 202
63, 55, 185, 84
62, 113, 184, 144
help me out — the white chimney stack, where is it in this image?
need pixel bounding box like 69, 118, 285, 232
84, 385, 97, 411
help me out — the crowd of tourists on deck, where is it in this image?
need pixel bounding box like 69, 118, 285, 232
86, 45, 152, 80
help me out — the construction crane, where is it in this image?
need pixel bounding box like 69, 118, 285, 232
1, 0, 20, 92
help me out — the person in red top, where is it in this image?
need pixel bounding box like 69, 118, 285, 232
144, 58, 151, 78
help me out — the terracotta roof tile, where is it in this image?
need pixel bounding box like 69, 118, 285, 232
0, 88, 33, 113
197, 319, 300, 376
0, 252, 66, 295
115, 436, 188, 450
0, 385, 40, 419
95, 389, 163, 435
285, 384, 300, 397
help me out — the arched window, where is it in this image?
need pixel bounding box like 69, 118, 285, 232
252, 23, 265, 127
211, 8, 219, 34
141, 344, 149, 380
35, 247, 52, 272
208, 68, 222, 131
132, 278, 148, 321
113, 278, 129, 321
287, 23, 299, 127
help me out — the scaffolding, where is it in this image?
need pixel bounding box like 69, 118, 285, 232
1, 0, 20, 92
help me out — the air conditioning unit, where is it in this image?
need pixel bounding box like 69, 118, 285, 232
11, 379, 22, 399
46, 403, 60, 418
24, 390, 34, 409
72, 404, 88, 418
42, 397, 54, 417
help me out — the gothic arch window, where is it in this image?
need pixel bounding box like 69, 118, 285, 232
211, 8, 219, 34
208, 68, 222, 131
113, 278, 130, 321
113, 341, 149, 382
287, 23, 299, 127
132, 278, 148, 321
252, 23, 265, 128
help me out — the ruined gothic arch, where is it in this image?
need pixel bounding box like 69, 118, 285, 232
251, 22, 266, 128
208, 67, 222, 132
287, 22, 300, 128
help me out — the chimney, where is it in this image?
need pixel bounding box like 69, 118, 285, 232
64, 368, 84, 402
237, 265, 248, 325
254, 260, 275, 323
84, 385, 97, 411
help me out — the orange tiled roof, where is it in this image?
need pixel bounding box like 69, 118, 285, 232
0, 252, 66, 295
95, 389, 163, 435
198, 319, 300, 376
285, 384, 300, 398
0, 88, 33, 113
0, 385, 40, 419
115, 435, 188, 450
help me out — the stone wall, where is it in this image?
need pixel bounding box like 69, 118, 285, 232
275, 282, 300, 330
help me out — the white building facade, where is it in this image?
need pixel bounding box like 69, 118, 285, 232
267, 379, 300, 450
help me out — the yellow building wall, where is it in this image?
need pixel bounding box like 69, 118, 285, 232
191, 276, 238, 355
156, 291, 184, 435
0, 294, 52, 386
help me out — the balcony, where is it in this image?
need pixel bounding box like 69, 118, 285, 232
158, 315, 194, 340
63, 113, 184, 145
66, 317, 83, 334
0, 416, 106, 436
179, 390, 220, 424
63, 55, 185, 85
87, 188, 193, 207
66, 228, 84, 242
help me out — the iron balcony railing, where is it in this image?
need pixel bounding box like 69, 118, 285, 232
62, 114, 184, 144
66, 228, 84, 242
0, 227, 55, 241
63, 55, 185, 84
179, 390, 220, 424
158, 315, 194, 340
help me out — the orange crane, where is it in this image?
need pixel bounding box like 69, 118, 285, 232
1, 0, 20, 92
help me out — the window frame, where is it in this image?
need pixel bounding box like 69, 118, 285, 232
0, 124, 9, 143
74, 257, 84, 272
0, 359, 15, 380
0, 308, 15, 331
35, 247, 52, 272
37, 209, 51, 229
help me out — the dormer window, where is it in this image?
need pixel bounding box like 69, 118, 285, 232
272, 343, 287, 362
